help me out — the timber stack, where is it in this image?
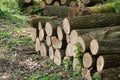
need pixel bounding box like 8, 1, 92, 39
27, 0, 120, 80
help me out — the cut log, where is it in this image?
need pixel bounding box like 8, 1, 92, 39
46, 36, 51, 46
51, 36, 61, 49
83, 52, 97, 68
69, 1, 78, 7
54, 49, 65, 65
65, 43, 74, 56
53, 1, 60, 6
40, 1, 46, 9
39, 28, 46, 41
63, 13, 120, 34
35, 38, 41, 51
24, 0, 32, 3
77, 26, 120, 52
58, 40, 67, 49
27, 16, 57, 28
94, 67, 120, 80
40, 42, 48, 57
38, 22, 42, 31
43, 6, 70, 18
70, 30, 79, 44
57, 26, 66, 40
60, 0, 76, 5
49, 46, 55, 60
30, 27, 37, 42
97, 54, 120, 72
45, 18, 63, 36
90, 39, 120, 55
86, 2, 115, 13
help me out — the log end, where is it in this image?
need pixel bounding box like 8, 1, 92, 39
77, 36, 86, 52
70, 30, 78, 44
38, 22, 42, 31
57, 26, 63, 40
49, 46, 54, 60
39, 1, 46, 9
35, 38, 41, 52
45, 22, 53, 36
31, 27, 36, 42
90, 39, 99, 55
46, 36, 51, 46
65, 43, 73, 57
97, 56, 104, 72
83, 53, 92, 68
39, 29, 44, 41
63, 18, 70, 34
54, 49, 62, 65
40, 43, 48, 57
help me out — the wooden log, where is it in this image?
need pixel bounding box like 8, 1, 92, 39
77, 26, 120, 52
90, 39, 120, 55
45, 0, 53, 4
27, 16, 57, 28
63, 13, 120, 34
51, 36, 61, 49
54, 49, 65, 65
39, 1, 46, 9
38, 22, 42, 31
57, 26, 66, 40
24, 0, 32, 3
82, 68, 92, 80
42, 6, 70, 18
40, 42, 48, 57
39, 28, 46, 41
46, 36, 51, 46
94, 67, 120, 80
45, 18, 63, 36
97, 54, 120, 72
84, 2, 115, 14
83, 52, 97, 68
60, 0, 76, 5
35, 38, 41, 52
30, 27, 38, 42
65, 43, 74, 56
58, 40, 67, 49
49, 46, 55, 60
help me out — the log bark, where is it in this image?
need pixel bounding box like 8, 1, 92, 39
97, 54, 120, 72
54, 49, 65, 65
35, 38, 41, 51
94, 67, 120, 80
40, 42, 48, 57
77, 26, 120, 52
27, 16, 57, 28
63, 13, 120, 34
49, 46, 55, 60
42, 6, 70, 18
90, 39, 120, 55
85, 2, 115, 13
46, 36, 51, 46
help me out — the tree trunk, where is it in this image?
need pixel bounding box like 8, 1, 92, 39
95, 67, 120, 80
42, 6, 70, 18
63, 13, 120, 34
54, 49, 65, 65
90, 39, 120, 55
97, 54, 120, 72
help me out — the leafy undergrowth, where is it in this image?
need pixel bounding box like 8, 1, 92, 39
0, 18, 83, 80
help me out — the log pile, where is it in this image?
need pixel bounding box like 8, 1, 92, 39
28, 12, 120, 79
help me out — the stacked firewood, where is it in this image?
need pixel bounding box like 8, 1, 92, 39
28, 12, 120, 80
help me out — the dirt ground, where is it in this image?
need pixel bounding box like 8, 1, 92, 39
0, 18, 82, 80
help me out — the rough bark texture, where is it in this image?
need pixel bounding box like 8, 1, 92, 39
90, 39, 120, 55
95, 67, 120, 80
43, 6, 70, 18
97, 54, 120, 72
63, 13, 120, 34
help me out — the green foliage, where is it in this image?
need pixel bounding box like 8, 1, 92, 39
29, 73, 61, 80
92, 73, 100, 80
63, 57, 73, 71
0, 32, 13, 38
114, 0, 120, 13
74, 43, 83, 73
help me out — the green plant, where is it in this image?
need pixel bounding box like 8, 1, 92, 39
114, 0, 120, 13
0, 32, 13, 38
92, 73, 100, 80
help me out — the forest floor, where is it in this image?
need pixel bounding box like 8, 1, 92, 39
0, 16, 82, 80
